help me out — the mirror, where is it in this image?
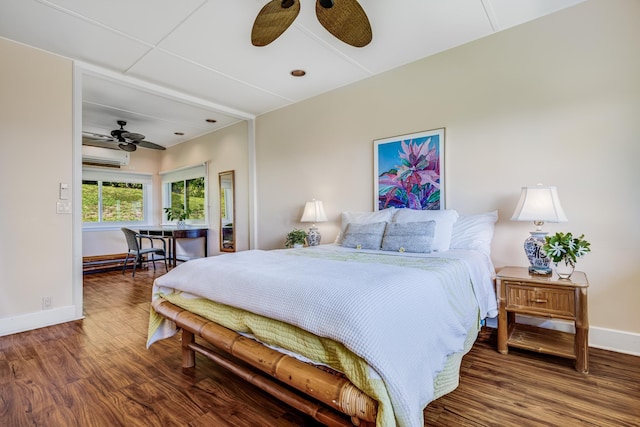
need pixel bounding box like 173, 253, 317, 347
219, 170, 235, 252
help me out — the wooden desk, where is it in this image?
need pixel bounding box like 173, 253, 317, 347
138, 227, 208, 267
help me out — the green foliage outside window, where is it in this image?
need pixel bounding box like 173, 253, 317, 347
83, 176, 205, 224
82, 180, 144, 222
169, 177, 205, 220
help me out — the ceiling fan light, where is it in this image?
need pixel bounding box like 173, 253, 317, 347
119, 143, 136, 152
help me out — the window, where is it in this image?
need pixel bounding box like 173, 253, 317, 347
82, 168, 153, 228
160, 164, 207, 225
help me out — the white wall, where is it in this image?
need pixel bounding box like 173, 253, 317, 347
255, 0, 640, 350
0, 37, 79, 333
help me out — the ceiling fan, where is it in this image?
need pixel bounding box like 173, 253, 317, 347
252, 0, 372, 48
82, 120, 166, 152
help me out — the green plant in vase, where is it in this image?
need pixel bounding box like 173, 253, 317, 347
542, 232, 591, 278
164, 204, 192, 228
285, 229, 307, 248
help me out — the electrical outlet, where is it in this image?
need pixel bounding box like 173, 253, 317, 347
42, 296, 53, 310
56, 201, 71, 214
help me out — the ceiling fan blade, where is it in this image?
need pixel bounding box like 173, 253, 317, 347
316, 0, 372, 48
121, 131, 146, 141
118, 143, 137, 152
252, 0, 300, 47
82, 131, 114, 142
136, 140, 166, 151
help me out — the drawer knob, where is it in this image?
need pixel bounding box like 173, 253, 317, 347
531, 298, 548, 303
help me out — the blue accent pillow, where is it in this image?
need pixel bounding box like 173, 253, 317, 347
341, 222, 387, 250
391, 209, 459, 251
381, 221, 435, 253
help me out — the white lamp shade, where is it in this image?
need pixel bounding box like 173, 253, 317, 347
300, 200, 328, 223
511, 185, 568, 222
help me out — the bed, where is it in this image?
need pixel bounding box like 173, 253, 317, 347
147, 209, 498, 427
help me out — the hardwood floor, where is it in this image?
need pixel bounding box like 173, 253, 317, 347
1, 266, 639, 426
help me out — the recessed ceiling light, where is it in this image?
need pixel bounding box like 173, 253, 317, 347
291, 69, 306, 77
206, 119, 217, 123
174, 132, 184, 136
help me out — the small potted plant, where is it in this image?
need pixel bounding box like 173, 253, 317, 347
285, 229, 307, 248
164, 204, 192, 229
542, 232, 591, 279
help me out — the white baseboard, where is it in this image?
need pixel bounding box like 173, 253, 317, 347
485, 316, 640, 357
0, 306, 84, 337
589, 326, 640, 356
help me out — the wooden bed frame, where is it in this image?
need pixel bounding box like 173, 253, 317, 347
152, 299, 378, 427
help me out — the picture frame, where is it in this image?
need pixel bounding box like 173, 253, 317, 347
374, 128, 445, 211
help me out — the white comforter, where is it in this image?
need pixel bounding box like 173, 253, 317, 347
149, 245, 497, 427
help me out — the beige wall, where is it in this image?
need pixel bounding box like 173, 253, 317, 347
82, 148, 160, 257
82, 121, 249, 257
2, 0, 637, 351
0, 37, 78, 328
159, 121, 250, 254
255, 0, 640, 340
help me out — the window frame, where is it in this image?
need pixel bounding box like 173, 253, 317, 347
160, 164, 208, 226
82, 167, 154, 231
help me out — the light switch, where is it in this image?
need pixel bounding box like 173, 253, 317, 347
59, 182, 70, 200
56, 201, 71, 214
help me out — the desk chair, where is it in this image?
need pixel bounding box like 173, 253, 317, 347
121, 228, 169, 277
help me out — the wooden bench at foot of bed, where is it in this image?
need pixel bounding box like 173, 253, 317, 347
152, 299, 378, 427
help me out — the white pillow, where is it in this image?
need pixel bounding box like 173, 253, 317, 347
341, 222, 387, 250
450, 211, 498, 256
391, 209, 459, 251
337, 208, 396, 244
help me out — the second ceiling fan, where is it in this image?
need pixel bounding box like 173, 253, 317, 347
83, 120, 166, 152
252, 0, 372, 48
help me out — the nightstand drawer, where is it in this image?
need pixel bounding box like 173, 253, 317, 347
505, 282, 575, 317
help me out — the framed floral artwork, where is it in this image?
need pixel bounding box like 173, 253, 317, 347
374, 128, 445, 211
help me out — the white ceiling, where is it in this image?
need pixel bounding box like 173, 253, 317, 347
0, 0, 585, 149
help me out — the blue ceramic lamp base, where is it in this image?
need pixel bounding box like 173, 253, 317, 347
524, 231, 552, 275
307, 227, 321, 246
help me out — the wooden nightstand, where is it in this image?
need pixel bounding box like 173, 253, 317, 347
496, 266, 589, 373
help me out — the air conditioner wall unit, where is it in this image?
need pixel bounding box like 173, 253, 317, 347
82, 145, 130, 166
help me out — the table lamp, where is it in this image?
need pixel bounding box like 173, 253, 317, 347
300, 199, 328, 246
511, 185, 568, 274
